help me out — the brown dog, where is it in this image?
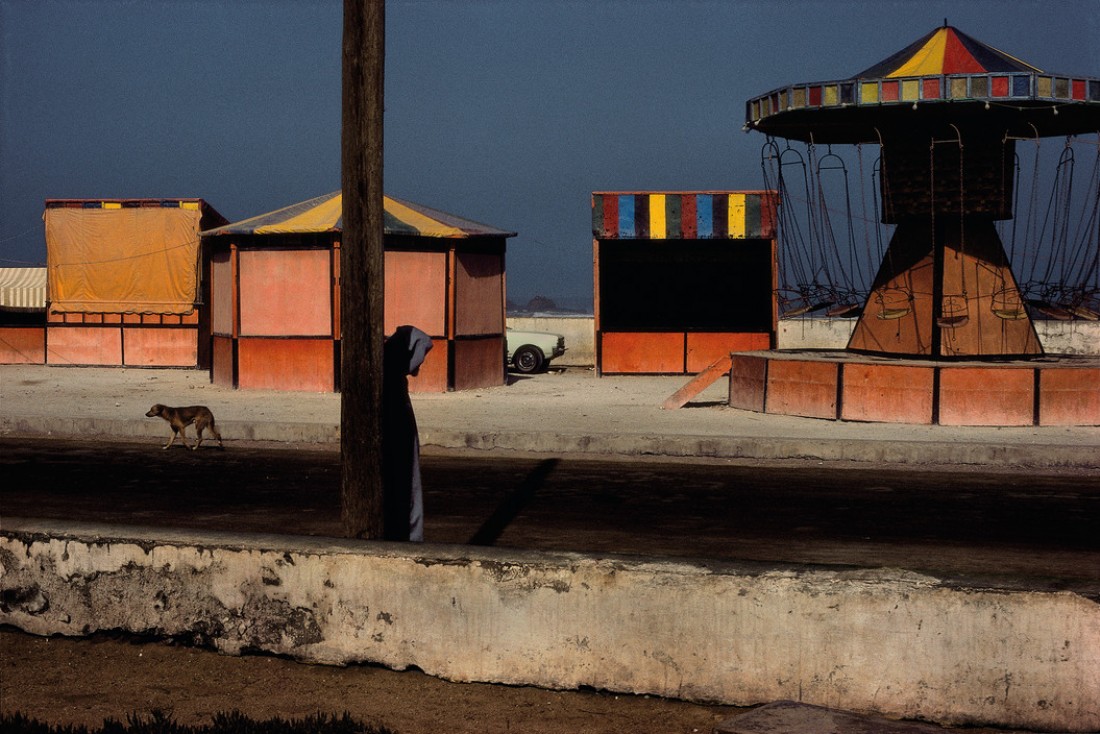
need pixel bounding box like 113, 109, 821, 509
145, 404, 223, 450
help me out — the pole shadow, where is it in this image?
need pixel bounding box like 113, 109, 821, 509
467, 458, 560, 547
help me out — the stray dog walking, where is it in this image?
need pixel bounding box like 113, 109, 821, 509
145, 404, 224, 450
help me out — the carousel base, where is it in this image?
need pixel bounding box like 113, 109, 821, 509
729, 350, 1099, 426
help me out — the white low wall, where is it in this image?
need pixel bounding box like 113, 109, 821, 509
2, 519, 1097, 732
778, 317, 1100, 354
1034, 319, 1100, 355
512, 316, 1099, 366
777, 318, 857, 350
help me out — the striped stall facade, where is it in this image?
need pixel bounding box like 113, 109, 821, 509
592, 191, 779, 376
0, 267, 47, 364
592, 192, 775, 241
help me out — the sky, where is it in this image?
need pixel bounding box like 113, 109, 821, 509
1, 0, 1097, 309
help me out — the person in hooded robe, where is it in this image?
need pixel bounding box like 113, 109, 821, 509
382, 325, 433, 542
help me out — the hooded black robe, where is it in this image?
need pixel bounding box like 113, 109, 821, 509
382, 325, 432, 541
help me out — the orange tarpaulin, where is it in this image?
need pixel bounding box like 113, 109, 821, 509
45, 207, 201, 314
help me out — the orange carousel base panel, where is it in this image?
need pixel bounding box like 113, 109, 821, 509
729, 350, 1099, 427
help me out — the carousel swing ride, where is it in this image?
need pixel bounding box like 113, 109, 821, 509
736, 23, 1099, 424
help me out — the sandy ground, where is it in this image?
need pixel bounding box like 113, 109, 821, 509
1, 364, 1088, 733
3, 364, 1097, 464
0, 629, 1038, 734
0, 625, 1038, 734
1, 629, 741, 734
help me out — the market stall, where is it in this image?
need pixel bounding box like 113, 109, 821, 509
592, 191, 778, 374
202, 191, 515, 392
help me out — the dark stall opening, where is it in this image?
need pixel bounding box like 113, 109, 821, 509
598, 239, 774, 333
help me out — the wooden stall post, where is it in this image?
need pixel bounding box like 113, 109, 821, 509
340, 0, 385, 539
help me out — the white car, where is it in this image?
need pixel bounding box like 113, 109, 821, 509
506, 329, 566, 374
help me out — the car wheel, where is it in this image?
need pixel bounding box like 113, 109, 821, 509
512, 346, 544, 374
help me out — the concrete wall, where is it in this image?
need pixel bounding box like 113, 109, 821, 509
777, 317, 857, 350
1034, 320, 1100, 356
3, 518, 1097, 732
778, 317, 1100, 355
512, 315, 1099, 365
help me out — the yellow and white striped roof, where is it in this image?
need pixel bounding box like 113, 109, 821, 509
0, 267, 47, 311
203, 191, 515, 239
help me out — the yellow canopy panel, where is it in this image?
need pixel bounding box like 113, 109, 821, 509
45, 202, 203, 314
202, 191, 517, 239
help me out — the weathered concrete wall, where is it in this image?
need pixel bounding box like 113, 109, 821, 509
508, 315, 594, 367
516, 315, 1098, 363
2, 518, 1098, 732
778, 317, 1100, 355
777, 317, 857, 350
1034, 320, 1100, 356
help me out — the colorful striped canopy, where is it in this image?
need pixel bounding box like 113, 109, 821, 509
592, 192, 775, 240
745, 25, 1100, 144
203, 191, 515, 239
853, 26, 1040, 79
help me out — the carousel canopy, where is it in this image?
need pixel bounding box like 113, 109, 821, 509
745, 24, 1100, 144
203, 191, 516, 239
853, 25, 1039, 78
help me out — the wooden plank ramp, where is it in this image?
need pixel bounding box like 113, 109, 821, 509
661, 355, 732, 410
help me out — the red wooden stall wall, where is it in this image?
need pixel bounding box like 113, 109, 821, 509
407, 338, 449, 393
0, 327, 46, 364
208, 238, 506, 393
452, 337, 505, 391
600, 333, 685, 374
238, 338, 334, 392
46, 325, 122, 365
686, 332, 771, 373
452, 250, 505, 390
45, 311, 200, 367
239, 250, 331, 337
211, 335, 235, 388
123, 327, 199, 367
384, 250, 447, 337
210, 251, 235, 339
455, 252, 504, 336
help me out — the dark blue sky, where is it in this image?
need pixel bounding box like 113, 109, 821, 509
2, 0, 1096, 306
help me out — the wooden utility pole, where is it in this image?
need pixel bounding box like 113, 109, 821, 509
340, 0, 385, 538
